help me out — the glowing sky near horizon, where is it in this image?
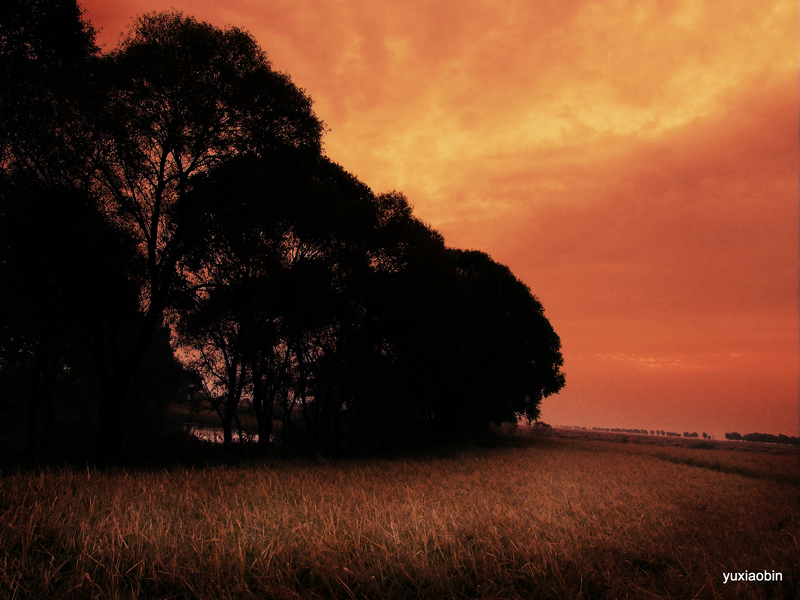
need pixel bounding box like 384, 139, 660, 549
82, 0, 799, 437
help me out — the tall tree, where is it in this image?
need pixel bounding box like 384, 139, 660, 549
334, 190, 461, 450
89, 12, 324, 456
178, 153, 376, 452
0, 4, 566, 461
446, 249, 565, 429
0, 182, 142, 459
0, 2, 204, 461
0, 0, 99, 185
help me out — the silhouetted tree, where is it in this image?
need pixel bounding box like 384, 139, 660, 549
1, 5, 568, 460
0, 182, 142, 459
738, 432, 798, 445
178, 153, 376, 452
335, 210, 566, 448
87, 11, 324, 457
443, 249, 565, 435
176, 155, 286, 450
339, 191, 461, 449
0, 0, 99, 185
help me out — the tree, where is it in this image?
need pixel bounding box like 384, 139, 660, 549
337, 191, 460, 449
0, 181, 142, 459
1, 1, 101, 459
176, 152, 376, 451
0, 0, 99, 185
328, 195, 567, 449
1, 5, 568, 460
177, 165, 566, 455
178, 292, 251, 451
0, 3, 204, 461
443, 249, 565, 435
87, 12, 324, 456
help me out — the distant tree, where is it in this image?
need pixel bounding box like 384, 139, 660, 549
725, 432, 742, 441
739, 432, 798, 445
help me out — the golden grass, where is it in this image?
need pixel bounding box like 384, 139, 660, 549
1, 435, 798, 599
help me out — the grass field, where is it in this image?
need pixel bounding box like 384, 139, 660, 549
1, 429, 798, 599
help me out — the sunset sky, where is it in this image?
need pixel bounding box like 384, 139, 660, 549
81, 0, 798, 438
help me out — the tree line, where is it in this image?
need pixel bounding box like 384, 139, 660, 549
0, 1, 565, 461
724, 432, 799, 446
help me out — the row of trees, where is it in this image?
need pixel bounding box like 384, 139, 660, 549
725, 432, 799, 445
0, 1, 565, 460
592, 427, 650, 435
590, 428, 715, 439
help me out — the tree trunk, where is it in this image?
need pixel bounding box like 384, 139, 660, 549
92, 309, 160, 462
252, 374, 275, 448
221, 409, 234, 452
25, 374, 38, 461
26, 339, 58, 460
41, 363, 57, 456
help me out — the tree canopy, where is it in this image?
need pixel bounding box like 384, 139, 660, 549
0, 2, 565, 461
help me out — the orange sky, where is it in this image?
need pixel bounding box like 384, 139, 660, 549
82, 0, 799, 438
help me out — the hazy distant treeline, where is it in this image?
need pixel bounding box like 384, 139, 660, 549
0, 2, 565, 461
588, 427, 799, 446
725, 432, 799, 446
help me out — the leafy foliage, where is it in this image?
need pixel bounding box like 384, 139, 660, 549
0, 4, 565, 460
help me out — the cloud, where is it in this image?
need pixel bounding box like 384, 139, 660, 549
596, 352, 756, 370
505, 72, 798, 317
83, 0, 799, 436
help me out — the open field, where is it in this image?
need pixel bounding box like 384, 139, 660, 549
1, 431, 798, 599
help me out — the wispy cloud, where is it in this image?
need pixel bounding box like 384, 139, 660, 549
596, 352, 756, 370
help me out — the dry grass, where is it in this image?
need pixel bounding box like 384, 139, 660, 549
1, 434, 798, 599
